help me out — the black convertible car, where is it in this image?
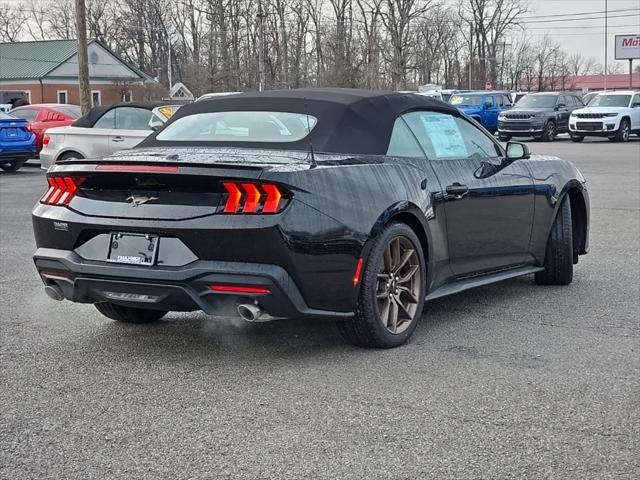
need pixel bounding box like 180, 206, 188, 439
32, 89, 589, 348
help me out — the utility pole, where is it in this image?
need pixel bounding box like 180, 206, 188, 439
75, 0, 91, 114
604, 0, 608, 91
257, 0, 266, 92
468, 24, 473, 90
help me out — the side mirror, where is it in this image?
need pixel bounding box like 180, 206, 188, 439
632, 102, 640, 108
505, 141, 530, 162
484, 101, 492, 109
149, 119, 164, 131
555, 103, 566, 110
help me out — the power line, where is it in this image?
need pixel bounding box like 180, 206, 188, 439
520, 12, 639, 24
525, 7, 640, 19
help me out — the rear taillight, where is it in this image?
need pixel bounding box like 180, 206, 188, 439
42, 134, 50, 146
221, 181, 288, 214
41, 176, 85, 206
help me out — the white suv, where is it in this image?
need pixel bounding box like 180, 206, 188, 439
569, 90, 640, 142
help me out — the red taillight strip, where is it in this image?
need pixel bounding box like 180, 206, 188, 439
223, 182, 243, 213
352, 258, 364, 286
221, 181, 285, 214
262, 184, 282, 213
95, 165, 179, 173
209, 284, 271, 294
242, 183, 261, 213
40, 176, 85, 206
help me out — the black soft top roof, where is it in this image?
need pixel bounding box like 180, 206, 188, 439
137, 88, 458, 155
72, 101, 180, 128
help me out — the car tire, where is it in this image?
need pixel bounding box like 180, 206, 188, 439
58, 151, 84, 162
0, 160, 26, 172
337, 222, 426, 349
614, 119, 630, 142
541, 121, 556, 142
570, 135, 584, 142
498, 134, 511, 142
535, 196, 573, 286
95, 302, 167, 324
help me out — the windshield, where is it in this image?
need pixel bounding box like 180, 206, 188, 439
0, 111, 14, 120
156, 111, 318, 142
516, 95, 557, 108
588, 95, 631, 108
54, 105, 82, 118
449, 95, 483, 106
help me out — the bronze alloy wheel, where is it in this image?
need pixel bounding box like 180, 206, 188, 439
375, 236, 422, 334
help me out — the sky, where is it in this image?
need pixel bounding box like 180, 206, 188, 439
518, 0, 640, 71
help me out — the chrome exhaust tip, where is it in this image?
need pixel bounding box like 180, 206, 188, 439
237, 303, 273, 322
44, 285, 64, 301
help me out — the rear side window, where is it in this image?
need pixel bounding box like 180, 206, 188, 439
93, 109, 116, 129
402, 111, 501, 161
11, 108, 37, 122
114, 107, 152, 130
156, 111, 318, 142
386, 118, 425, 158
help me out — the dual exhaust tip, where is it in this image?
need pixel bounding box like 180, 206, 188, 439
236, 303, 273, 322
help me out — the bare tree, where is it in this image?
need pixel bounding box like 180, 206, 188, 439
0, 2, 28, 42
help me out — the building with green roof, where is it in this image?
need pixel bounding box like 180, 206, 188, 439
0, 39, 159, 106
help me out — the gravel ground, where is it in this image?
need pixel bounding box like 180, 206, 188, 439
1, 137, 638, 479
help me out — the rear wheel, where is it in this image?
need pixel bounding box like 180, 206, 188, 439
614, 119, 630, 142
0, 160, 25, 172
95, 302, 167, 324
58, 151, 84, 162
337, 223, 425, 348
541, 121, 556, 142
535, 196, 573, 286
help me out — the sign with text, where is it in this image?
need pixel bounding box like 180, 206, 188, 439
615, 34, 640, 60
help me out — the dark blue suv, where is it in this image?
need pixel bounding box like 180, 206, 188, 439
449, 92, 513, 133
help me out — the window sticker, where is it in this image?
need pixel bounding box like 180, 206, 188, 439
450, 95, 463, 105
420, 113, 468, 159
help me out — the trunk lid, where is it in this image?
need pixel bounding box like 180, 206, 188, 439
0, 117, 31, 142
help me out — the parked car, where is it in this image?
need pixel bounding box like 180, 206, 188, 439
32, 89, 589, 348
40, 102, 181, 169
569, 90, 640, 142
497, 92, 584, 142
10, 104, 81, 156
0, 111, 36, 172
449, 91, 512, 132
414, 91, 444, 101
196, 92, 242, 102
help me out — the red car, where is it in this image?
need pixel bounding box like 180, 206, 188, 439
10, 104, 81, 156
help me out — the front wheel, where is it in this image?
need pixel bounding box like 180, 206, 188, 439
614, 119, 630, 142
535, 196, 573, 286
95, 302, 167, 323
498, 134, 511, 142
337, 223, 425, 348
541, 121, 556, 142
570, 135, 584, 143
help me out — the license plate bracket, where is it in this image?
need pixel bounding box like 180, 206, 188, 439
107, 232, 159, 266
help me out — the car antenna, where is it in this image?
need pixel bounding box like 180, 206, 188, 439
304, 97, 317, 169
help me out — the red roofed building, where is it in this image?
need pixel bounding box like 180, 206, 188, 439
520, 73, 639, 93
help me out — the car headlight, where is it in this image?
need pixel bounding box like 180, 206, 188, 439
570, 113, 577, 117
604, 113, 618, 117
535, 112, 546, 118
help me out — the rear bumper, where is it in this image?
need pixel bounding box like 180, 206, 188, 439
34, 248, 354, 320
0, 150, 33, 163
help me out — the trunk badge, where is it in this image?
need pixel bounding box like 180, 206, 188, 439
126, 194, 159, 207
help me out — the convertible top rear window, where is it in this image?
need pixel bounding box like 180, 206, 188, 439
156, 111, 318, 143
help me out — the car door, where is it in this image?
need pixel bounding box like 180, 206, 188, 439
631, 94, 640, 130
555, 96, 571, 131
402, 110, 535, 276
108, 107, 153, 153
484, 95, 500, 130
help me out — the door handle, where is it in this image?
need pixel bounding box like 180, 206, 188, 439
112, 136, 124, 142
445, 183, 469, 199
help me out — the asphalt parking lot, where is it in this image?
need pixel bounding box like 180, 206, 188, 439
1, 137, 638, 479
